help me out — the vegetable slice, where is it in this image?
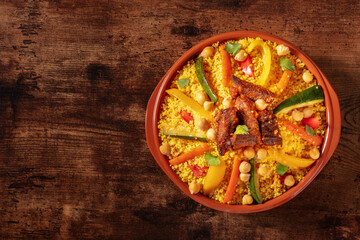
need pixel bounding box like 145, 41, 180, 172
189, 165, 208, 177
246, 39, 272, 86
277, 70, 292, 91
273, 85, 324, 114
163, 128, 207, 142
248, 158, 263, 204
268, 149, 317, 168
281, 121, 323, 146
166, 88, 212, 119
169, 143, 209, 165
224, 156, 241, 203
239, 55, 254, 77
302, 117, 320, 129
179, 110, 194, 123
220, 44, 232, 86
203, 158, 226, 195
195, 57, 218, 103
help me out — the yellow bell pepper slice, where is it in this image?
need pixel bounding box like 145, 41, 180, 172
203, 159, 226, 195
246, 39, 272, 86
166, 88, 212, 119
268, 149, 316, 169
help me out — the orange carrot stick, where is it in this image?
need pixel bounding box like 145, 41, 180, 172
169, 143, 210, 165
277, 59, 296, 90
220, 44, 232, 87
281, 121, 323, 146
277, 70, 292, 90
223, 156, 241, 203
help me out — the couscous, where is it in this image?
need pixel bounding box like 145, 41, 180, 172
158, 37, 326, 205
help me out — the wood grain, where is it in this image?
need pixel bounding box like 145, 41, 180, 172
0, 0, 359, 239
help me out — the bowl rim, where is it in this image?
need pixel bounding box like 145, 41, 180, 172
145, 31, 341, 213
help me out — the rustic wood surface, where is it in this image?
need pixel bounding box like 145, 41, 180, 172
0, 0, 359, 239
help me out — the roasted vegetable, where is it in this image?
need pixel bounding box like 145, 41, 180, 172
273, 85, 324, 114
203, 158, 226, 195
248, 158, 263, 204
195, 57, 218, 103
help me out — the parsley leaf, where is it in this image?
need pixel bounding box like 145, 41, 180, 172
177, 78, 190, 88
276, 163, 289, 176
279, 58, 296, 71
305, 124, 316, 136
204, 153, 220, 166
225, 42, 241, 55
234, 125, 249, 135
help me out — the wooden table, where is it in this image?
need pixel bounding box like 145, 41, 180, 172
1, 0, 359, 239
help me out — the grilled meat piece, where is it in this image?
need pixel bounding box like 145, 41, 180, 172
232, 76, 275, 103
234, 96, 261, 142
214, 107, 239, 156
231, 134, 257, 150
258, 110, 282, 145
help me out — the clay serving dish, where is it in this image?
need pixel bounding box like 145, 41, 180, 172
145, 31, 341, 213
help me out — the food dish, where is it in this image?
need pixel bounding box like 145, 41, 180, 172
146, 31, 341, 213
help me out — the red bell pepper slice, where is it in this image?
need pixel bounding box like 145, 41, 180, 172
239, 55, 254, 77
302, 117, 320, 129
189, 164, 208, 177
179, 110, 194, 124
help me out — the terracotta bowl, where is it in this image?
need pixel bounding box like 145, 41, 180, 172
145, 31, 341, 213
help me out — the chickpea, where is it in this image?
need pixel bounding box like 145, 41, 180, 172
234, 50, 247, 62
203, 101, 214, 111
309, 148, 320, 160
302, 71, 313, 83
206, 128, 216, 141
276, 44, 290, 56
303, 107, 314, 118
200, 46, 215, 58
257, 165, 270, 177
292, 110, 304, 121
240, 173, 250, 182
189, 180, 201, 194
222, 97, 233, 108
284, 175, 295, 187
159, 143, 171, 156
196, 92, 209, 105
196, 118, 210, 131
239, 161, 251, 173
244, 147, 255, 159
256, 148, 267, 160
242, 194, 254, 205
255, 99, 268, 111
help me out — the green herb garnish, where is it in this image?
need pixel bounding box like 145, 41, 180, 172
177, 78, 190, 88
225, 42, 241, 55
276, 163, 289, 176
279, 58, 295, 71
234, 125, 249, 135
305, 125, 316, 136
204, 153, 220, 166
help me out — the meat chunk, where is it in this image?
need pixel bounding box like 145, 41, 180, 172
258, 110, 282, 145
234, 96, 261, 142
232, 76, 275, 103
214, 107, 239, 156
231, 134, 257, 150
